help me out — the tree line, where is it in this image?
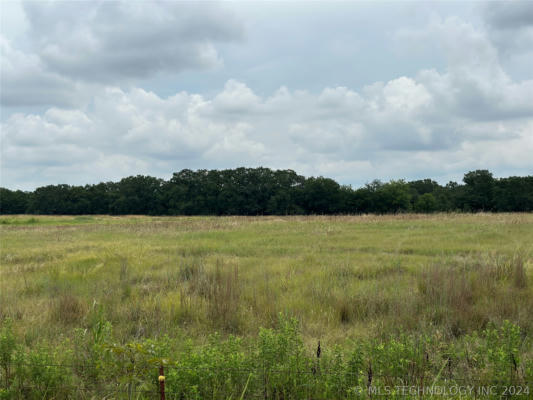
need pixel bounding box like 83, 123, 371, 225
1, 168, 532, 215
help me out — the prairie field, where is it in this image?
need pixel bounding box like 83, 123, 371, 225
1, 213, 533, 399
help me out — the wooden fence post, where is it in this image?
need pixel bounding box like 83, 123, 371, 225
159, 365, 165, 400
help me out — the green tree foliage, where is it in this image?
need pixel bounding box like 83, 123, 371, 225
377, 180, 412, 213
110, 175, 164, 215
1, 168, 532, 215
493, 176, 533, 212
462, 169, 495, 211
414, 193, 438, 213
0, 189, 29, 214
299, 177, 342, 214
26, 185, 91, 215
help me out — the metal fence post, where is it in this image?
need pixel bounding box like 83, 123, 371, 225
159, 365, 166, 400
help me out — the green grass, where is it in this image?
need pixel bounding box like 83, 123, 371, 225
1, 214, 532, 398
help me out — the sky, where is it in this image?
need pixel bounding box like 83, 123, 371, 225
1, 1, 532, 191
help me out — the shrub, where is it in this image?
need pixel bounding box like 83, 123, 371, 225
50, 294, 86, 325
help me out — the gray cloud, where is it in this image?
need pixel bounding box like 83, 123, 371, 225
22, 1, 243, 83
2, 3, 533, 190
1, 1, 243, 108
482, 1, 533, 57
484, 1, 533, 30
0, 36, 86, 108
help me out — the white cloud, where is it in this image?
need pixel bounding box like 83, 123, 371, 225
398, 16, 533, 121
1, 4, 532, 190
212, 80, 261, 114
2, 66, 532, 190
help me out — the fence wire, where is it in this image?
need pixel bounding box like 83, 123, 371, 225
2, 360, 531, 399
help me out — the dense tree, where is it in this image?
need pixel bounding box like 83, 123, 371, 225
109, 175, 165, 215
0, 188, 30, 214
414, 193, 438, 213
377, 180, 412, 213
84, 182, 116, 214
493, 176, 533, 212
409, 179, 440, 196
1, 168, 532, 215
266, 170, 305, 215
26, 185, 86, 215
462, 170, 495, 211
299, 177, 342, 214
350, 180, 383, 213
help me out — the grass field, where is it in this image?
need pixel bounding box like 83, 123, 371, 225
1, 214, 533, 398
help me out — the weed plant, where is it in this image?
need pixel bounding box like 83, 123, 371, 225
1, 214, 532, 398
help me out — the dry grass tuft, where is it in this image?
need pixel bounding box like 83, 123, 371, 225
205, 261, 242, 332
2, 213, 532, 347
417, 254, 532, 335
512, 254, 528, 289
50, 294, 86, 325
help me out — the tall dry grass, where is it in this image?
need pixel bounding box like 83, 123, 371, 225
1, 213, 532, 347
417, 253, 532, 335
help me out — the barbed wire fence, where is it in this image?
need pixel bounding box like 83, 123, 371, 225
2, 359, 531, 399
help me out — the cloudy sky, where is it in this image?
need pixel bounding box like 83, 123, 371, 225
1, 1, 532, 191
